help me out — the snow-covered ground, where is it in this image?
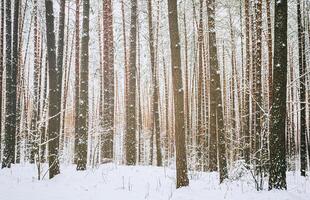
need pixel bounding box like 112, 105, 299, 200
0, 163, 309, 200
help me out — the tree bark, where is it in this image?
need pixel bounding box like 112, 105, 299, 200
74, 0, 80, 163
101, 0, 114, 160
45, 0, 61, 179
268, 0, 287, 190
125, 0, 138, 165
76, 0, 89, 170
0, 0, 5, 161
2, 0, 19, 168
57, 0, 66, 149
207, 0, 228, 183
167, 0, 189, 188
29, 0, 40, 163
147, 0, 162, 167
297, 0, 307, 177
197, 0, 204, 170
254, 0, 263, 178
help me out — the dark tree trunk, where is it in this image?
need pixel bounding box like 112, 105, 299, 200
243, 0, 251, 164
307, 15, 310, 165
0, 0, 5, 161
57, 0, 66, 157
2, 0, 19, 168
266, 0, 273, 105
76, 0, 89, 170
125, 0, 137, 166
297, 0, 307, 177
45, 0, 61, 179
167, 0, 189, 188
207, 0, 218, 172
268, 0, 287, 190
254, 0, 263, 180
101, 0, 114, 161
207, 0, 228, 183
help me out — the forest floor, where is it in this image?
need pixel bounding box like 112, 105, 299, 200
0, 163, 309, 200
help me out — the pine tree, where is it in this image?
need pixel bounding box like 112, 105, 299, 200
182, 8, 191, 158
197, 0, 205, 170
167, 0, 189, 188
45, 0, 61, 178
268, 0, 287, 190
76, 0, 89, 170
207, 0, 228, 183
125, 0, 138, 165
57, 0, 66, 157
29, 0, 40, 163
2, 0, 19, 168
254, 0, 263, 181
74, 0, 80, 163
297, 0, 307, 177
147, 0, 162, 167
101, 0, 114, 161
266, 0, 273, 105
0, 0, 4, 161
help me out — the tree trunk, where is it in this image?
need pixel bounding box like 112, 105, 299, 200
74, 0, 80, 164
125, 0, 138, 165
196, 0, 204, 170
60, 3, 71, 154
2, 0, 19, 168
183, 10, 191, 154
57, 0, 66, 155
147, 0, 162, 167
101, 0, 114, 160
29, 0, 40, 164
76, 0, 89, 170
297, 0, 307, 177
266, 0, 273, 105
16, 1, 30, 163
254, 0, 263, 180
40, 51, 48, 163
207, 0, 228, 183
0, 0, 4, 161
167, 0, 189, 188
268, 0, 287, 190
45, 0, 61, 179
